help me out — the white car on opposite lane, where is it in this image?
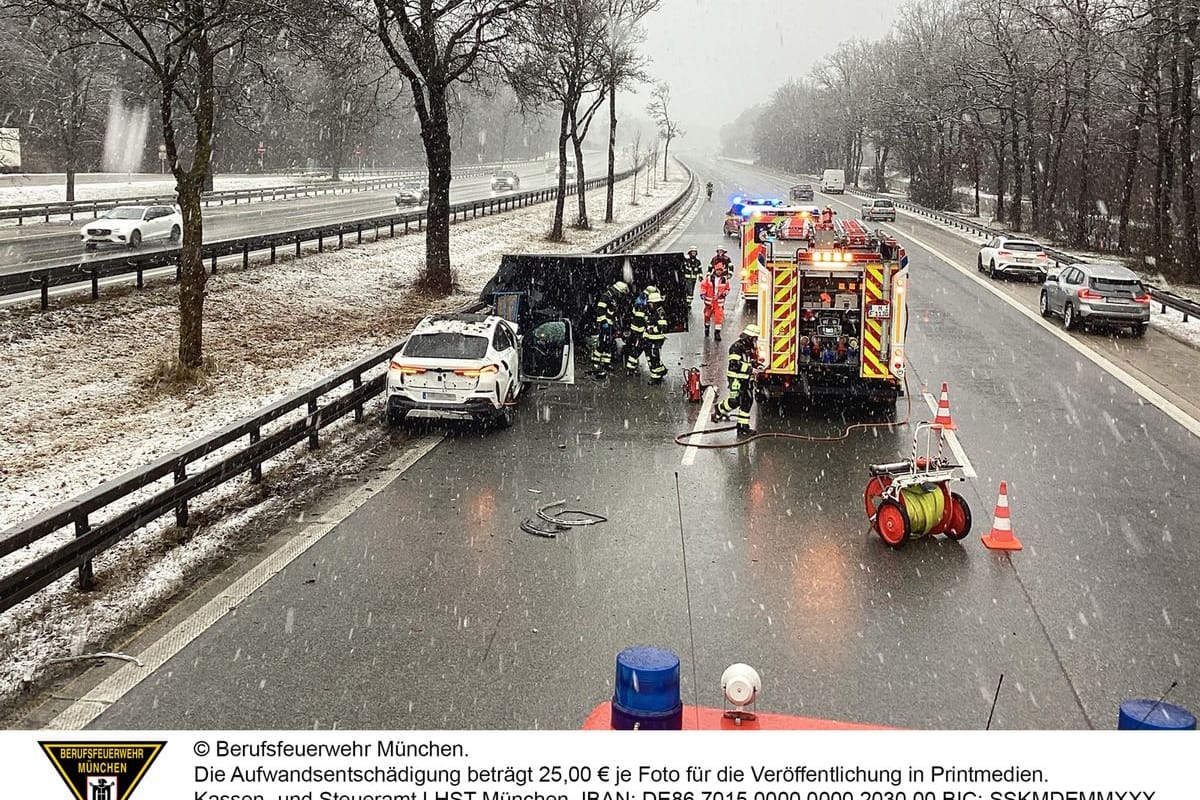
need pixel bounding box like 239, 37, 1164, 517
80, 205, 183, 250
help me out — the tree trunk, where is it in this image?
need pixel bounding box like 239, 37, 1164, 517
422, 103, 454, 291
1073, 49, 1094, 247
1179, 10, 1199, 277
1009, 108, 1023, 230
569, 111, 588, 229
1046, 78, 1073, 224
177, 178, 207, 368
662, 138, 670, 181
1024, 103, 1040, 233
1156, 17, 1179, 269
994, 112, 1007, 222
605, 77, 616, 223
1118, 54, 1153, 253
550, 104, 570, 240
973, 141, 980, 218
169, 19, 216, 370
65, 167, 76, 203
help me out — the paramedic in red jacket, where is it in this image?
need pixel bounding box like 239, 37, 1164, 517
699, 261, 732, 340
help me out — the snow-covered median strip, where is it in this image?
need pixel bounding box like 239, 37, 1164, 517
0, 171, 690, 714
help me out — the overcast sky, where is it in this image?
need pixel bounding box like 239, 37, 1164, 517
624, 0, 901, 151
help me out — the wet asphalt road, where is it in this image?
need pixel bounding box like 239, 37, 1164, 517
0, 162, 562, 272
83, 155, 1197, 730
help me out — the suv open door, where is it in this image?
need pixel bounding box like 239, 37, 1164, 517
519, 320, 575, 384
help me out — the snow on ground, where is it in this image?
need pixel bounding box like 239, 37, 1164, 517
0, 171, 692, 711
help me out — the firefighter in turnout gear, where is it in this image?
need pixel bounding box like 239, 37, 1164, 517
699, 260, 731, 339
640, 288, 670, 384
712, 324, 762, 436
624, 285, 654, 373
590, 280, 630, 376
710, 246, 732, 274
683, 246, 703, 304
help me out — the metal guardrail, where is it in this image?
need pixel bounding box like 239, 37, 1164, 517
4, 168, 636, 309
0, 161, 537, 226
0, 161, 695, 614
836, 182, 1198, 324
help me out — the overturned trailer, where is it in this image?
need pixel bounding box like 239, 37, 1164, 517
480, 252, 691, 337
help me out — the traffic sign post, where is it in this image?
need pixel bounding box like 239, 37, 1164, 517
257, 142, 266, 171
158, 144, 167, 174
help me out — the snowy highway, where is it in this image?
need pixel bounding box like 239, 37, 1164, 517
14, 156, 1200, 732
0, 161, 571, 273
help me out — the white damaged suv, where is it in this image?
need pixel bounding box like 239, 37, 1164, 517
385, 313, 574, 428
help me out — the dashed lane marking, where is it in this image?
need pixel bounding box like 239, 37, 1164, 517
922, 392, 978, 479
46, 434, 444, 730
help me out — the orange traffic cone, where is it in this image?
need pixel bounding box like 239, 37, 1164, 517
932, 382, 956, 431
981, 481, 1023, 551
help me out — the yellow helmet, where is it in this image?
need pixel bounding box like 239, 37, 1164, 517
741, 324, 761, 339
646, 289, 664, 303
613, 280, 630, 294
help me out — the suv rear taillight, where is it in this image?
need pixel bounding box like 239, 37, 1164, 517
1077, 288, 1104, 302
1134, 292, 1151, 304
389, 360, 426, 375
455, 364, 499, 378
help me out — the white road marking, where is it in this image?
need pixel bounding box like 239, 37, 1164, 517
46, 434, 444, 730
881, 222, 1200, 442
922, 392, 977, 479
681, 386, 716, 466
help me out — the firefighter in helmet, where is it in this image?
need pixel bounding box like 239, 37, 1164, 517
712, 324, 762, 436
683, 246, 703, 304
710, 246, 732, 274
821, 206, 835, 225
624, 285, 655, 374
627, 287, 669, 383
589, 280, 630, 377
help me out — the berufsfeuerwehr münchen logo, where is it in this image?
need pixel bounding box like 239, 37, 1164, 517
40, 741, 165, 800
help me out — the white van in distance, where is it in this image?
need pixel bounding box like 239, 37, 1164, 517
820, 169, 846, 194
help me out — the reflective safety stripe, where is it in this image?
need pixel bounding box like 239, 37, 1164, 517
860, 264, 888, 379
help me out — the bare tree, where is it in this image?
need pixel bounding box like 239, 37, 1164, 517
369, 0, 527, 291
646, 82, 681, 181
293, 14, 404, 181
602, 0, 656, 222
507, 0, 607, 238
31, 0, 275, 370
0, 14, 110, 200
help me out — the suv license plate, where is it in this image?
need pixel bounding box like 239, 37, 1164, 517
422, 391, 456, 401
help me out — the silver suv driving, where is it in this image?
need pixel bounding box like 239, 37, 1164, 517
1039, 262, 1151, 337
861, 198, 896, 222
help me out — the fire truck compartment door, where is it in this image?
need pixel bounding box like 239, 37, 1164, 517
889, 266, 908, 378
859, 263, 892, 379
